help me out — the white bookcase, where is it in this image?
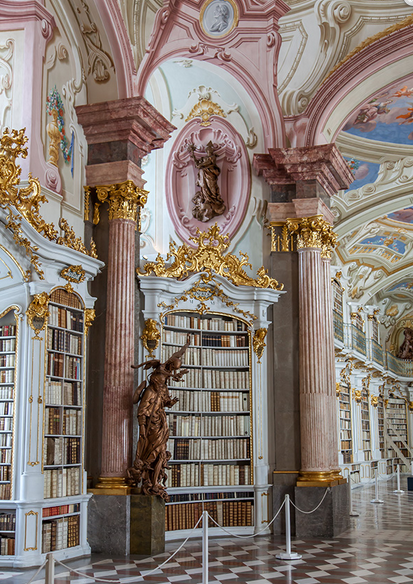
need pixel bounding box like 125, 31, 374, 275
138, 272, 283, 540
0, 208, 102, 567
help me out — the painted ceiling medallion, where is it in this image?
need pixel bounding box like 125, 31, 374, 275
185, 98, 226, 126
200, 0, 238, 38
166, 118, 251, 246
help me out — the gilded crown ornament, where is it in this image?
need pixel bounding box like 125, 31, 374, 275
138, 224, 283, 290
185, 99, 226, 126
0, 128, 97, 279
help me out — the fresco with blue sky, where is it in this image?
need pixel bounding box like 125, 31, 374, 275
342, 76, 413, 144
358, 235, 406, 254
344, 156, 380, 192
387, 206, 413, 224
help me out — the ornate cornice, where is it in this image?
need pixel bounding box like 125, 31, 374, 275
323, 13, 413, 84
138, 224, 283, 290
92, 180, 148, 224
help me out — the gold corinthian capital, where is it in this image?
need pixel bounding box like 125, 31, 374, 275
92, 180, 148, 225
286, 215, 337, 256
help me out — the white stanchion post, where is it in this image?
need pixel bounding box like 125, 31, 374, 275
394, 464, 404, 494
276, 495, 302, 560
371, 470, 384, 504
411, 461, 413, 476
202, 510, 208, 584
349, 474, 359, 517
45, 553, 55, 584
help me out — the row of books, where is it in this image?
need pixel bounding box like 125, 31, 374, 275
341, 440, 351, 450
45, 380, 81, 406
0, 355, 14, 367
0, 388, 12, 400
168, 438, 250, 460
47, 329, 82, 355
0, 450, 11, 463
47, 353, 82, 380
168, 414, 250, 437
44, 407, 82, 436
0, 418, 12, 432
44, 467, 80, 498
0, 402, 12, 416
0, 512, 15, 531
342, 452, 352, 464
165, 500, 253, 531
170, 370, 249, 390
164, 315, 247, 332
43, 503, 80, 518
50, 289, 82, 309
169, 491, 254, 503
0, 339, 15, 353
0, 434, 12, 447
168, 463, 251, 487
164, 345, 201, 365
48, 305, 83, 332
170, 368, 201, 388
202, 334, 247, 348
42, 515, 80, 552
169, 391, 249, 412
43, 437, 81, 466
163, 332, 200, 345
164, 346, 249, 368
340, 430, 351, 440
0, 484, 11, 499
0, 370, 13, 384
0, 326, 15, 337
0, 537, 14, 555
0, 466, 12, 482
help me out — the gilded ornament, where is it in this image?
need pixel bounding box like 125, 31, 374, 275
286, 215, 337, 253
138, 224, 283, 291
84, 186, 91, 221
253, 328, 267, 363
60, 265, 85, 283
91, 181, 148, 224
84, 308, 95, 336
336, 382, 341, 397
141, 319, 161, 358
57, 218, 95, 257
158, 278, 257, 323
409, 401, 413, 412
46, 109, 61, 166
371, 395, 379, 407
26, 292, 49, 337
354, 389, 362, 403
64, 282, 74, 294
185, 98, 226, 126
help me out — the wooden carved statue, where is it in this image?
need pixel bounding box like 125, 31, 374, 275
126, 343, 189, 501
188, 141, 226, 222
398, 327, 413, 360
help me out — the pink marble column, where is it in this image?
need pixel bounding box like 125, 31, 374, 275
99, 217, 135, 487
322, 255, 340, 475
297, 247, 332, 481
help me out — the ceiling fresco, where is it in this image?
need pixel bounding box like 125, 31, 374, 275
342, 77, 413, 145
387, 206, 413, 224
344, 156, 380, 192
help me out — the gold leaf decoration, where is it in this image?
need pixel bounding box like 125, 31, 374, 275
185, 99, 226, 126
138, 224, 283, 291
253, 328, 267, 363
26, 292, 50, 337
84, 308, 96, 336
141, 318, 161, 357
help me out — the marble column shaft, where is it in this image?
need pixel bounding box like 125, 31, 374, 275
298, 247, 331, 473
322, 256, 339, 472
100, 218, 135, 478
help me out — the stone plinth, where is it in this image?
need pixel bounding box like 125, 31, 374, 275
88, 495, 131, 555
130, 495, 165, 556
294, 483, 350, 538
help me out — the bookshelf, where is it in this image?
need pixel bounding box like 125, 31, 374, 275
332, 278, 344, 343
0, 309, 17, 503
43, 288, 84, 550
386, 396, 409, 459
338, 383, 352, 464
163, 311, 254, 534
361, 388, 371, 461
378, 397, 384, 456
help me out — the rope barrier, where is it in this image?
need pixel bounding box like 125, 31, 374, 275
289, 488, 329, 514
25, 558, 47, 584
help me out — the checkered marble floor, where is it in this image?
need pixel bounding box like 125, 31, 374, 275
9, 476, 413, 584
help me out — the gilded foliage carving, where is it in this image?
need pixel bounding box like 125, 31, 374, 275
139, 224, 283, 291
141, 318, 161, 357
253, 328, 267, 363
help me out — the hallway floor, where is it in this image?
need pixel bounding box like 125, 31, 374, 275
6, 476, 413, 584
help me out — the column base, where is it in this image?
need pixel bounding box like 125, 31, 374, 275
294, 482, 350, 538
296, 470, 346, 487
89, 476, 130, 495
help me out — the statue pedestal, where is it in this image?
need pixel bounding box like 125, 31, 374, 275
130, 494, 165, 556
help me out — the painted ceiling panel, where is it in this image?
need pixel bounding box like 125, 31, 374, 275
344, 156, 380, 192
387, 206, 413, 224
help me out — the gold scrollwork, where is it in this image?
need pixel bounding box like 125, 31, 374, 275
158, 277, 257, 324
185, 99, 226, 126
84, 309, 96, 337
24, 510, 38, 551
371, 395, 379, 407
60, 265, 86, 283
26, 292, 50, 337
92, 180, 148, 224
253, 328, 267, 363
336, 382, 341, 398
139, 224, 283, 290
141, 318, 161, 358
